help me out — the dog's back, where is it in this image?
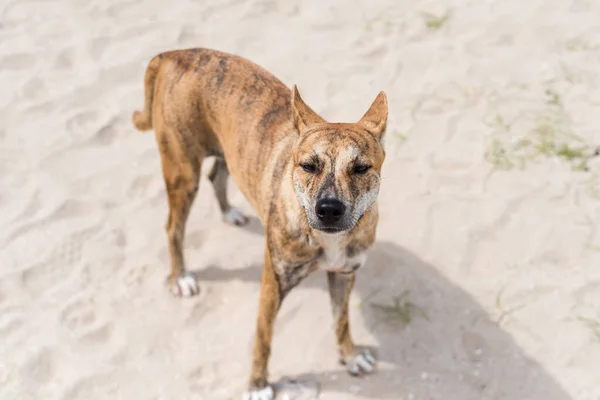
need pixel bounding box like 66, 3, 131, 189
133, 48, 295, 218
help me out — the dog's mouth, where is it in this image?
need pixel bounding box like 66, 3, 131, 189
307, 213, 356, 234
317, 226, 346, 234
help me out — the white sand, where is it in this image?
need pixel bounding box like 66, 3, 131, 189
1, 0, 600, 399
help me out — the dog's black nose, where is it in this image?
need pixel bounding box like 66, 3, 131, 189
315, 198, 346, 224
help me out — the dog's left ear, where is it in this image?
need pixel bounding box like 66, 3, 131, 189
291, 85, 326, 133
358, 91, 388, 140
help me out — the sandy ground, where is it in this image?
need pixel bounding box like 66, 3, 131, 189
2, 0, 600, 399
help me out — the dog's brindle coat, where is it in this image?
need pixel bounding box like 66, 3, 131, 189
132, 48, 388, 399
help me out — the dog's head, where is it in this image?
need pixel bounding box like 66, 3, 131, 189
290, 85, 388, 234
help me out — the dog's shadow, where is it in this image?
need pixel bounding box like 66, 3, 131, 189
194, 238, 571, 400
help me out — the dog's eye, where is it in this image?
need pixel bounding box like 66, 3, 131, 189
300, 163, 317, 173
353, 164, 371, 174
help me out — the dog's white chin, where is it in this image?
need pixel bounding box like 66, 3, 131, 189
308, 214, 365, 235
322, 230, 346, 236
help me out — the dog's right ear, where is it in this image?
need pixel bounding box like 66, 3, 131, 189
358, 91, 388, 141
291, 85, 326, 133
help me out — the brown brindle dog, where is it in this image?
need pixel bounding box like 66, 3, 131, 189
132, 48, 388, 400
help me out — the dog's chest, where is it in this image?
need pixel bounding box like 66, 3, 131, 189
315, 234, 366, 271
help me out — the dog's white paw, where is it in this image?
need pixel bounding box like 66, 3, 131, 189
169, 272, 199, 297
343, 349, 377, 377
242, 385, 274, 400
224, 207, 249, 226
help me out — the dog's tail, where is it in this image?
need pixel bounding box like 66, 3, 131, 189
132, 54, 161, 132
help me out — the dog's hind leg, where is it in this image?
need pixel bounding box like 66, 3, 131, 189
158, 131, 202, 297
208, 158, 249, 226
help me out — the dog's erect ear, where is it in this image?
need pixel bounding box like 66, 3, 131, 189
291, 85, 326, 133
358, 91, 388, 140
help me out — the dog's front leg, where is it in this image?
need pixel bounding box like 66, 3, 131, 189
327, 271, 377, 376
245, 246, 282, 400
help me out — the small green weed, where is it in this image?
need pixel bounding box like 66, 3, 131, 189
578, 316, 600, 342
421, 11, 450, 31
485, 89, 599, 172
369, 290, 428, 324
